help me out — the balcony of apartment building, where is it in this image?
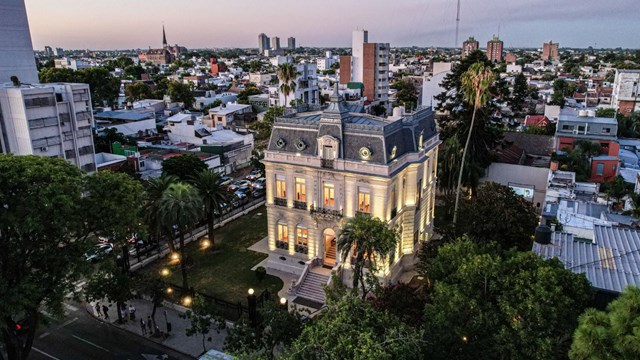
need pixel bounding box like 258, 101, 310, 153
273, 196, 287, 207
310, 204, 342, 219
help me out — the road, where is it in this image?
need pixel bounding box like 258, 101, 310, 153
30, 302, 194, 360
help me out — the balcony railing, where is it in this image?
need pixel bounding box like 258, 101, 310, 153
274, 197, 287, 207
321, 159, 334, 169
310, 205, 342, 219
293, 200, 307, 210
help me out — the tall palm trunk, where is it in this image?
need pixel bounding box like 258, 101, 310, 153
453, 93, 480, 227
179, 229, 188, 291
207, 211, 215, 247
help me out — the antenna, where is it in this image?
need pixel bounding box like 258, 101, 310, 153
455, 0, 461, 49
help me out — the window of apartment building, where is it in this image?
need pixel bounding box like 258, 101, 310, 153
602, 127, 611, 134
277, 222, 288, 246
596, 163, 604, 176
578, 126, 585, 132
295, 178, 306, 201
358, 188, 371, 213
275, 175, 286, 198
562, 125, 573, 131
296, 226, 308, 247
323, 183, 335, 207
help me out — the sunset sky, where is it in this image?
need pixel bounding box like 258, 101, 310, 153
24, 0, 639, 50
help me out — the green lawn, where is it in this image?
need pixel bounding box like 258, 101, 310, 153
147, 206, 283, 306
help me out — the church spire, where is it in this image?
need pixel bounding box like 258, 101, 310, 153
162, 25, 167, 47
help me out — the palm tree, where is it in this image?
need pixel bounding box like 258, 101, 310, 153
144, 175, 178, 252
190, 170, 229, 248
277, 63, 298, 107
160, 182, 203, 291
453, 62, 495, 226
337, 214, 398, 298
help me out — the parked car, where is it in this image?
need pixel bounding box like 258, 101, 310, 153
214, 202, 232, 216
228, 179, 251, 192
252, 188, 266, 198
236, 186, 252, 196
234, 191, 248, 200
217, 176, 233, 187
252, 177, 266, 189
84, 243, 113, 263
231, 193, 248, 208
246, 170, 263, 181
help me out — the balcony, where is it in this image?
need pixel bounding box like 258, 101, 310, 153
310, 205, 342, 219
355, 211, 371, 217
274, 197, 287, 207
321, 159, 334, 169
293, 200, 307, 210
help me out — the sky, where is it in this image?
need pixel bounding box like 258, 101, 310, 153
25, 0, 640, 50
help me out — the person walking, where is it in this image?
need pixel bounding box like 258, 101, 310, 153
140, 318, 146, 335
120, 305, 127, 323
129, 304, 136, 320
147, 316, 153, 335
94, 303, 101, 318
102, 304, 109, 320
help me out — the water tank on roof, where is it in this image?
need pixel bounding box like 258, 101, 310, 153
578, 110, 587, 117
534, 225, 552, 245
393, 106, 405, 118
586, 110, 595, 117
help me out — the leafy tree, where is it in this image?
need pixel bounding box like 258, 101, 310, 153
570, 286, 640, 360
391, 78, 418, 111
509, 72, 529, 117
371, 103, 386, 116
83, 171, 145, 271
250, 106, 284, 140
190, 170, 229, 248
225, 302, 304, 359
607, 175, 629, 206
161, 154, 207, 182
434, 51, 502, 200
125, 82, 152, 102
136, 274, 166, 334
167, 81, 195, 109
185, 296, 225, 354
38, 67, 80, 83
237, 83, 262, 105
370, 283, 427, 328
84, 262, 134, 324
159, 182, 203, 291
0, 155, 89, 360
124, 65, 145, 80
277, 63, 298, 107
596, 108, 616, 118
453, 62, 495, 226
550, 79, 577, 108
285, 295, 423, 360
437, 136, 462, 206
93, 128, 133, 153
336, 214, 399, 298
455, 182, 537, 250
144, 175, 178, 253
525, 125, 547, 134
79, 67, 120, 107
424, 239, 593, 360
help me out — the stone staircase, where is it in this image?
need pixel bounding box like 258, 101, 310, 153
295, 271, 329, 305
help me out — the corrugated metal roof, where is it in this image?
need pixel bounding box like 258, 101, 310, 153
533, 225, 640, 293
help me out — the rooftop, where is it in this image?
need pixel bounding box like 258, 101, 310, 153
94, 110, 154, 122
533, 225, 640, 294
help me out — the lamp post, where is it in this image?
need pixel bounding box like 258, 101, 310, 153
247, 288, 257, 327
279, 297, 288, 311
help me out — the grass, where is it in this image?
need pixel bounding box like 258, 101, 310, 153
147, 205, 283, 306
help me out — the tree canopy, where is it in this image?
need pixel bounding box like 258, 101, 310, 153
167, 81, 195, 109
39, 67, 120, 107
161, 154, 208, 182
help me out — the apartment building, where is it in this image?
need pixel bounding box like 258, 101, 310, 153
542, 41, 560, 61
258, 33, 270, 53
288, 37, 296, 50
486, 35, 504, 63
339, 30, 389, 106
0, 0, 39, 84
462, 36, 479, 58
263, 88, 440, 304
611, 69, 640, 116
0, 83, 97, 172
555, 109, 619, 183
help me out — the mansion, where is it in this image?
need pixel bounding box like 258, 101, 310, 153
263, 88, 440, 305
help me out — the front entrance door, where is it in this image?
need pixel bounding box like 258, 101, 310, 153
323, 229, 337, 266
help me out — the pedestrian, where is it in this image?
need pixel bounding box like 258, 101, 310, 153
120, 306, 127, 323
147, 316, 153, 334
102, 305, 109, 320
140, 318, 146, 335
129, 304, 136, 320
94, 303, 101, 318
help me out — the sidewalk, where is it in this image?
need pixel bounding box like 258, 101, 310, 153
87, 297, 229, 358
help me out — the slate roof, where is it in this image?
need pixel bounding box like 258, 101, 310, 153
533, 225, 640, 293
267, 89, 437, 165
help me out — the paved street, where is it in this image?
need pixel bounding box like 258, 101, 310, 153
30, 302, 194, 360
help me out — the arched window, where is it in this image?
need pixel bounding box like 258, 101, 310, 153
296, 225, 308, 247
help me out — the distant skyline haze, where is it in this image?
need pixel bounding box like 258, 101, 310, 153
24, 0, 639, 50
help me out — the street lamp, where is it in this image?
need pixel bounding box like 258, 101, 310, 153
160, 268, 170, 277
200, 238, 211, 250
166, 287, 173, 294
169, 252, 180, 264
182, 296, 192, 307
279, 297, 288, 310
247, 288, 257, 327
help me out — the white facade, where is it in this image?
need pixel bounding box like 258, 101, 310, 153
612, 70, 640, 113
0, 83, 97, 172
316, 57, 338, 71
54, 58, 92, 71
0, 0, 38, 84
270, 63, 319, 107
351, 30, 367, 84
164, 113, 254, 148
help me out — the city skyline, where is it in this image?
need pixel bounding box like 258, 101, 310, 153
25, 0, 640, 50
